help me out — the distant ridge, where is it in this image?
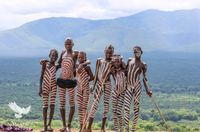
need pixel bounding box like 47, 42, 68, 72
0, 9, 200, 57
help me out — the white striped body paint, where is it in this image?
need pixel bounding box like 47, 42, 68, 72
124, 58, 147, 132
59, 53, 75, 109
42, 62, 57, 108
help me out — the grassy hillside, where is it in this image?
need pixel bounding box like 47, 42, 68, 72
0, 52, 200, 131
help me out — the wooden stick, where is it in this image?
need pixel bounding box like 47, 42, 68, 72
150, 96, 172, 132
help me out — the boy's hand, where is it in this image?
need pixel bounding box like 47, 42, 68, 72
38, 91, 43, 97
77, 64, 83, 73
110, 67, 116, 74
90, 87, 94, 94
146, 89, 153, 97
40, 59, 48, 65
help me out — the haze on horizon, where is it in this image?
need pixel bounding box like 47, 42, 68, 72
0, 0, 200, 30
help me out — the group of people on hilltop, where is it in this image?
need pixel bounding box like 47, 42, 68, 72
39, 37, 152, 132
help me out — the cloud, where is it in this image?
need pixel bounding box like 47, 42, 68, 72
0, 0, 108, 29
107, 0, 200, 10
1, 0, 200, 15
0, 0, 106, 15
0, 0, 72, 14
0, 0, 200, 30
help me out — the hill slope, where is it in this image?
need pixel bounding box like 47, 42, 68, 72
0, 9, 200, 57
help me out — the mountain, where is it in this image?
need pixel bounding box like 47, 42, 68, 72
0, 9, 200, 57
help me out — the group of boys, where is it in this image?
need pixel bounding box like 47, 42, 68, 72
39, 37, 152, 132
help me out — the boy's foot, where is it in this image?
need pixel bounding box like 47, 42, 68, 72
119, 127, 124, 132
125, 126, 129, 132
86, 128, 92, 132
131, 127, 136, 132
66, 127, 71, 132
79, 128, 87, 132
40, 130, 48, 132
60, 127, 67, 132
47, 125, 53, 131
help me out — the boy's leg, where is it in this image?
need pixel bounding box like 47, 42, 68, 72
101, 83, 111, 131
68, 87, 75, 130
48, 85, 57, 130
117, 91, 125, 131
47, 105, 55, 131
42, 85, 49, 131
42, 107, 48, 131
42, 95, 48, 131
77, 88, 83, 128
112, 90, 118, 130
132, 83, 141, 132
124, 86, 134, 132
82, 86, 90, 130
59, 87, 67, 130
87, 82, 103, 130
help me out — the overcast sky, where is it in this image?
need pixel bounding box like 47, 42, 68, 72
0, 0, 200, 30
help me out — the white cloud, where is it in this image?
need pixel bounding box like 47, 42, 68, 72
107, 0, 200, 11
0, 0, 200, 30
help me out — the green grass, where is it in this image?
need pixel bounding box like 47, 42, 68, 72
1, 92, 200, 132
1, 118, 200, 132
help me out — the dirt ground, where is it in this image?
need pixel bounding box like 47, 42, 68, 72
34, 129, 114, 132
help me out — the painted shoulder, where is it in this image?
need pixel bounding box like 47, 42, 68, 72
142, 61, 147, 66
128, 57, 133, 61
127, 57, 134, 63
97, 57, 103, 60
61, 49, 66, 54
73, 50, 79, 56
97, 57, 103, 62
61, 50, 66, 57
85, 65, 91, 71
141, 61, 147, 71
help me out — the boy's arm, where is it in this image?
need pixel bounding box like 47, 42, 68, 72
121, 60, 127, 74
102, 62, 113, 83
56, 50, 65, 70
75, 64, 79, 75
110, 65, 116, 82
142, 63, 153, 97
90, 59, 101, 93
73, 51, 79, 77
111, 73, 116, 82
125, 58, 131, 76
85, 66, 94, 82
39, 64, 45, 97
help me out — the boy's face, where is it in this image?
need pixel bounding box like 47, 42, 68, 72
113, 58, 121, 69
78, 53, 85, 63
133, 48, 142, 59
104, 49, 113, 60
50, 51, 58, 63
64, 39, 73, 50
